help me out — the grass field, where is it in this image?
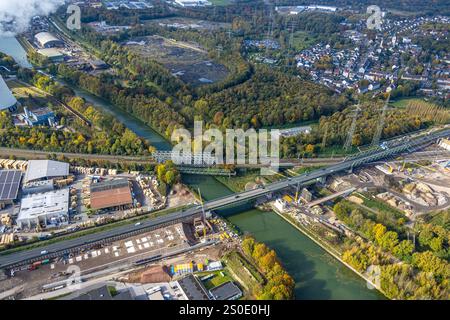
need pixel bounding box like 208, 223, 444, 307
7, 80, 48, 99
356, 192, 405, 219
291, 31, 318, 51
209, 0, 232, 5
216, 171, 261, 192
261, 119, 318, 130
390, 97, 426, 108
198, 270, 234, 290
424, 210, 450, 229
223, 251, 264, 294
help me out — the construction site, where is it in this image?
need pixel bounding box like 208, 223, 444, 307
0, 208, 242, 300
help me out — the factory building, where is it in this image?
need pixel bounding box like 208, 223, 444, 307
177, 274, 210, 300
174, 0, 211, 7
0, 75, 18, 112
24, 160, 70, 184
90, 179, 134, 210
0, 170, 22, 206
17, 107, 56, 127
34, 32, 64, 48
17, 188, 69, 229
22, 180, 54, 195
89, 59, 109, 70
209, 281, 243, 300
438, 138, 450, 152
36, 48, 65, 62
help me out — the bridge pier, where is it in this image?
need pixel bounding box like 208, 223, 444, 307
317, 176, 326, 184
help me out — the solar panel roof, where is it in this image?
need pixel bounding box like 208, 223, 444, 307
0, 170, 22, 201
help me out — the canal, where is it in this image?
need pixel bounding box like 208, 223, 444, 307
0, 39, 383, 299
0, 37, 32, 68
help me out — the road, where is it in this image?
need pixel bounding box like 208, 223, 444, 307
1, 128, 449, 270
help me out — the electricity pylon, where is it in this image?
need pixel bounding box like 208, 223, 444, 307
344, 104, 361, 151
371, 92, 391, 148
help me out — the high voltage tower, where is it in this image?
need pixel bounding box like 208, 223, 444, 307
344, 103, 361, 151
266, 2, 275, 40
288, 20, 297, 49
216, 44, 223, 58
371, 92, 391, 148
322, 122, 329, 149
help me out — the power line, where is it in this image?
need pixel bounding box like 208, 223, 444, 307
371, 92, 391, 148
344, 103, 361, 151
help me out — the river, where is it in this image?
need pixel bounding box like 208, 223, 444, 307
0, 40, 383, 299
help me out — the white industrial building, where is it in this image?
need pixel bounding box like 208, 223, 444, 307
173, 0, 211, 7
17, 188, 69, 229
0, 75, 18, 112
24, 160, 70, 183
438, 138, 450, 151
34, 32, 64, 48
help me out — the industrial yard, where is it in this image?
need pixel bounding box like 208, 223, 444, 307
0, 158, 198, 248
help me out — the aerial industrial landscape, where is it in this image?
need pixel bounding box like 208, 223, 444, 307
0, 0, 448, 305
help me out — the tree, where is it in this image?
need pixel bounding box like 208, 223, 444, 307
260, 250, 277, 272
373, 224, 387, 243
165, 170, 177, 186
378, 231, 399, 251
333, 202, 350, 222
429, 237, 444, 253
242, 237, 255, 257
252, 243, 269, 261
393, 240, 414, 261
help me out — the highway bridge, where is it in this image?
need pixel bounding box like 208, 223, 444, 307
1, 128, 449, 270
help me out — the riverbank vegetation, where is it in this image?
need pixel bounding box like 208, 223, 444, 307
0, 70, 150, 156
224, 237, 295, 300
241, 236, 295, 300
334, 199, 449, 300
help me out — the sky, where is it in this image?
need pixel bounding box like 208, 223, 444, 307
0, 0, 65, 37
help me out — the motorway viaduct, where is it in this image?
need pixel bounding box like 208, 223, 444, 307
0, 129, 449, 270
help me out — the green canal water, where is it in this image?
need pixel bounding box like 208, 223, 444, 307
182, 174, 384, 300
0, 37, 32, 68
47, 80, 385, 300
1, 41, 384, 299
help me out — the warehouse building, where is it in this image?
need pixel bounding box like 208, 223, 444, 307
209, 281, 242, 300
0, 170, 22, 205
178, 274, 210, 300
0, 75, 18, 112
70, 285, 135, 300
17, 188, 69, 229
24, 160, 69, 184
36, 48, 65, 62
34, 32, 64, 48
90, 179, 134, 210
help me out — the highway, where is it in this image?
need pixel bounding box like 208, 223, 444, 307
0, 128, 449, 270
